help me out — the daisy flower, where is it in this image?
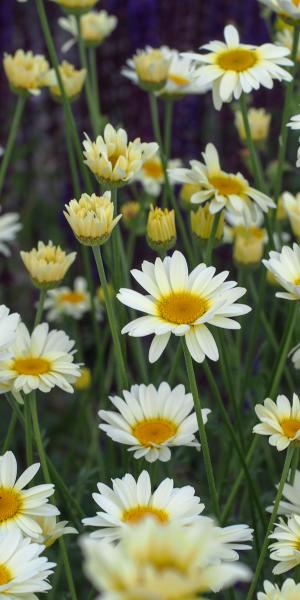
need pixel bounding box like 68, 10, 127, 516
0, 451, 58, 538
216, 524, 253, 562
157, 52, 210, 98
0, 305, 20, 361
168, 143, 275, 218
122, 46, 172, 91
81, 519, 251, 600
258, 579, 300, 600
117, 250, 251, 363
82, 470, 205, 541
3, 50, 50, 96
64, 191, 122, 246
59, 12, 118, 53
134, 151, 181, 197
146, 206, 176, 252
43, 60, 86, 101
20, 240, 76, 290
32, 516, 77, 548
0, 213, 21, 257
0, 322, 81, 395
263, 243, 300, 300
83, 124, 158, 187
253, 394, 300, 450
283, 192, 300, 238
183, 25, 293, 110
44, 277, 91, 322
0, 528, 55, 598
234, 107, 271, 143
99, 382, 209, 463
269, 514, 300, 574
259, 0, 300, 23
267, 469, 300, 517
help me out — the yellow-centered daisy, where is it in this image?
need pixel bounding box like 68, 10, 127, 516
64, 191, 122, 246
270, 514, 300, 574
44, 277, 91, 321
20, 240, 76, 290
258, 579, 300, 600
263, 243, 300, 300
3, 50, 50, 96
253, 393, 300, 450
59, 11, 118, 52
259, 0, 300, 24
43, 60, 86, 101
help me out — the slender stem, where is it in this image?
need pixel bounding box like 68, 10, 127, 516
76, 15, 99, 134
239, 93, 265, 192
34, 289, 46, 328
92, 245, 128, 390
182, 340, 221, 520
163, 99, 173, 160
2, 410, 17, 453
88, 47, 101, 117
0, 95, 26, 199
24, 398, 33, 466
273, 26, 300, 207
111, 188, 122, 292
246, 446, 295, 600
205, 212, 221, 265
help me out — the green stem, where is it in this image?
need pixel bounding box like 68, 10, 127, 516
246, 446, 295, 600
0, 95, 26, 199
239, 93, 265, 191
2, 410, 17, 453
34, 288, 46, 328
273, 26, 300, 207
182, 340, 221, 520
205, 212, 221, 265
24, 398, 33, 466
111, 187, 122, 292
88, 47, 101, 117
163, 99, 173, 160
76, 15, 99, 134
92, 245, 128, 390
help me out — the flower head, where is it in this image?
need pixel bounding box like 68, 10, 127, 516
183, 25, 293, 110
157, 52, 210, 99
169, 144, 275, 219
43, 60, 86, 101
267, 469, 300, 517
117, 250, 251, 363
51, 0, 99, 16
253, 394, 300, 450
283, 192, 300, 238
0, 322, 81, 395
0, 451, 58, 538
235, 108, 271, 143
263, 243, 300, 300
3, 50, 50, 96
134, 151, 181, 197
81, 519, 250, 600
0, 213, 22, 257
258, 579, 300, 600
269, 514, 300, 574
232, 224, 266, 267
20, 240, 76, 289
32, 516, 77, 548
0, 305, 20, 361
191, 205, 224, 241
64, 191, 121, 246
83, 124, 158, 187
180, 182, 203, 210
0, 528, 55, 597
259, 0, 300, 24
99, 382, 209, 463
123, 47, 172, 91
82, 470, 205, 541
59, 11, 117, 51
120, 201, 141, 227
44, 277, 91, 321
75, 366, 92, 390
146, 206, 176, 252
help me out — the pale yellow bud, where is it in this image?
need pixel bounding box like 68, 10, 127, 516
147, 206, 176, 251
180, 183, 202, 210
20, 241, 76, 289
64, 192, 122, 246
283, 192, 300, 237
80, 11, 117, 46
3, 50, 50, 96
133, 49, 170, 91
120, 201, 141, 225
233, 226, 265, 266
44, 61, 86, 101
75, 367, 92, 390
191, 205, 224, 241
277, 195, 288, 221
235, 108, 271, 143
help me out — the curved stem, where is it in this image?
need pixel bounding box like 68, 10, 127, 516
34, 289, 46, 328
0, 95, 26, 199
76, 15, 99, 135
182, 340, 221, 520
2, 411, 17, 453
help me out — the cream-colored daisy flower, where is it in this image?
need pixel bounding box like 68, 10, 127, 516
82, 470, 205, 541
259, 0, 300, 23
0, 528, 55, 598
43, 60, 86, 101
267, 469, 300, 517
0, 305, 20, 361
81, 519, 251, 600
117, 250, 251, 364
44, 277, 91, 321
263, 243, 300, 300
0, 451, 58, 538
253, 394, 300, 450
191, 204, 225, 241
269, 514, 300, 574
0, 322, 81, 395
122, 46, 172, 91
3, 50, 50, 96
234, 107, 271, 143
224, 210, 267, 266
157, 52, 211, 98
134, 151, 181, 197
99, 383, 209, 463
283, 192, 300, 238
168, 143, 275, 218
83, 124, 158, 187
146, 206, 176, 252
258, 579, 300, 600
59, 11, 117, 52
20, 240, 76, 290
183, 24, 293, 110
64, 191, 122, 246
32, 516, 77, 548
0, 213, 21, 257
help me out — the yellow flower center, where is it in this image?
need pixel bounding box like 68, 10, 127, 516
122, 506, 169, 525
109, 152, 123, 169
0, 564, 12, 586
168, 73, 189, 86
281, 418, 300, 438
294, 276, 300, 285
132, 419, 178, 446
158, 291, 208, 325
0, 488, 22, 523
13, 357, 51, 376
293, 0, 300, 6
59, 291, 86, 304
143, 159, 164, 179
217, 48, 258, 72
209, 174, 246, 196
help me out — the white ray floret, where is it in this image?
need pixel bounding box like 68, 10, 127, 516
0, 305, 20, 362
269, 514, 300, 574
263, 243, 300, 300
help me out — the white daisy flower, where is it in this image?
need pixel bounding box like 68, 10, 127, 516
269, 514, 300, 574
157, 52, 211, 98
99, 382, 209, 463
117, 250, 251, 364
0, 451, 59, 538
216, 524, 253, 562
0, 322, 81, 395
81, 519, 251, 600
122, 46, 173, 91
267, 469, 300, 517
59, 11, 117, 53
82, 470, 205, 541
134, 151, 181, 197
0, 305, 20, 361
168, 143, 275, 218
253, 393, 300, 451
0, 213, 21, 257
259, 0, 300, 22
0, 528, 55, 598
44, 277, 91, 322
183, 24, 293, 110
263, 243, 300, 300
32, 516, 78, 548
258, 579, 300, 600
